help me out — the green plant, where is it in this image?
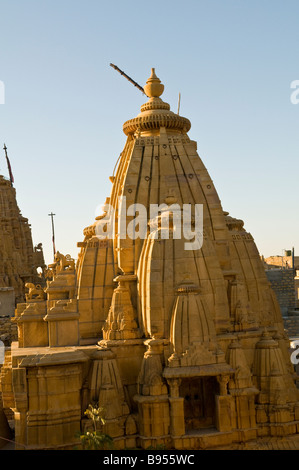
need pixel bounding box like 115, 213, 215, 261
79, 404, 113, 450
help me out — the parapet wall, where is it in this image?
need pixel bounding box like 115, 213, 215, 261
266, 269, 296, 315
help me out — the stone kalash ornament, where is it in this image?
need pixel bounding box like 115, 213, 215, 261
2, 69, 299, 450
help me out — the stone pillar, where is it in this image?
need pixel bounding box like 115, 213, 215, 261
217, 374, 229, 396
167, 378, 185, 437
215, 374, 232, 432
134, 339, 170, 448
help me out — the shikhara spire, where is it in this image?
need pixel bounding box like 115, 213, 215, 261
0, 161, 45, 307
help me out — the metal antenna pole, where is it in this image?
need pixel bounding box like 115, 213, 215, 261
3, 143, 14, 185
48, 212, 56, 259
110, 63, 146, 95
177, 92, 181, 115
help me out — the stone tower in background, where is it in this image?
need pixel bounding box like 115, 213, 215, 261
0, 171, 45, 309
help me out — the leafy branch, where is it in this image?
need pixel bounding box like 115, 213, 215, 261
79, 404, 113, 450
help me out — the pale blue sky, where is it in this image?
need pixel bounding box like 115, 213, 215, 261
0, 0, 298, 264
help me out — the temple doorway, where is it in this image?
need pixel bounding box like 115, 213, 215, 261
180, 376, 217, 431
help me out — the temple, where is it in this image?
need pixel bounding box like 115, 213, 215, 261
1, 69, 299, 450
0, 170, 45, 308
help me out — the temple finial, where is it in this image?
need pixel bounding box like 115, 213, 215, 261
143, 68, 164, 98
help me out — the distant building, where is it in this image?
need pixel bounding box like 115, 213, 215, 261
263, 253, 299, 271
262, 252, 298, 316
0, 173, 45, 311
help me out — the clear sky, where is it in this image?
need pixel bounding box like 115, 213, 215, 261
0, 0, 298, 265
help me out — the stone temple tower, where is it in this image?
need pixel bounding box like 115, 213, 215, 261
3, 69, 299, 450
0, 170, 45, 307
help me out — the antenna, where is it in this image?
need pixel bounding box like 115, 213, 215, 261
177, 92, 181, 115
48, 212, 56, 259
3, 143, 14, 185
110, 63, 146, 95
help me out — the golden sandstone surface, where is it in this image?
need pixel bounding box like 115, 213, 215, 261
1, 69, 299, 450
0, 176, 45, 305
